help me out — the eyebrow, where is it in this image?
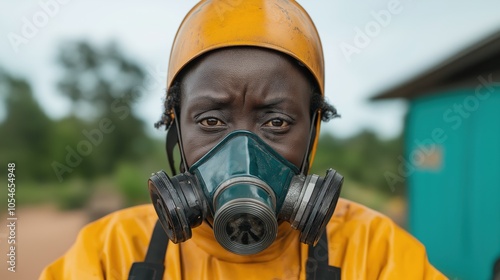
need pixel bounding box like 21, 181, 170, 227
258, 96, 293, 107
185, 91, 300, 113
184, 92, 233, 110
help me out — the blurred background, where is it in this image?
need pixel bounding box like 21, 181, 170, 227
1, 0, 499, 279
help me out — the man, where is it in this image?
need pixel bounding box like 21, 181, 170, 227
40, 1, 446, 279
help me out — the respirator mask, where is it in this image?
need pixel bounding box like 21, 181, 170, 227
149, 130, 343, 255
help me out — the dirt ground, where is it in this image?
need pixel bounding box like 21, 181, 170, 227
0, 206, 88, 280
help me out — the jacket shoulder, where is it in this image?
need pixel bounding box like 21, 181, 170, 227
77, 204, 157, 241
325, 198, 447, 279
39, 204, 158, 280
329, 198, 394, 228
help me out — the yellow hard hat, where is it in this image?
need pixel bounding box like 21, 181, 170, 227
167, 0, 325, 167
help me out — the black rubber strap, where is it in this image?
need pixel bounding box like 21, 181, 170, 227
128, 220, 168, 280
129, 224, 340, 280
306, 230, 341, 280
166, 122, 179, 176
300, 111, 318, 174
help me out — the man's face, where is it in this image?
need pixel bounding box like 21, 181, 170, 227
179, 47, 312, 169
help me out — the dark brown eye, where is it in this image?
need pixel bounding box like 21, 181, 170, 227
264, 118, 288, 127
200, 118, 224, 126
271, 119, 283, 127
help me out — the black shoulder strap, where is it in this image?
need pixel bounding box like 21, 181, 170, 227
128, 220, 168, 280
129, 222, 340, 280
306, 230, 341, 280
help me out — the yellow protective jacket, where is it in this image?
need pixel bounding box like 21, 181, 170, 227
40, 198, 447, 279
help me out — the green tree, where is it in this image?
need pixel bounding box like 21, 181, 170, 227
51, 41, 154, 182
311, 130, 405, 195
0, 69, 54, 181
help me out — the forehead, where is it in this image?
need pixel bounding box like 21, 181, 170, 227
179, 47, 313, 91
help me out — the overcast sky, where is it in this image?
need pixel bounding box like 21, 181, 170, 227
1, 0, 500, 139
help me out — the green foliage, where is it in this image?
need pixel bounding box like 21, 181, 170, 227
49, 40, 154, 182
114, 162, 151, 206
54, 179, 93, 210
0, 178, 91, 210
0, 181, 54, 208
0, 40, 159, 210
311, 130, 405, 196
0, 71, 54, 182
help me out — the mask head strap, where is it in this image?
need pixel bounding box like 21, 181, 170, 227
165, 122, 178, 175
165, 110, 188, 175
300, 110, 319, 175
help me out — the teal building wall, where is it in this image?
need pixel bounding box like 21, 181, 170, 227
406, 85, 500, 279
